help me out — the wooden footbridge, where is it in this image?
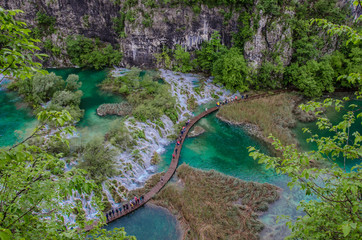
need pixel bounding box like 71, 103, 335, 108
85, 90, 284, 230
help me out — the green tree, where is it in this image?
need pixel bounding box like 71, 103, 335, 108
212, 47, 250, 92
65, 74, 82, 91
285, 58, 335, 97
173, 44, 193, 73
195, 31, 227, 73
78, 137, 119, 185
0, 7, 47, 83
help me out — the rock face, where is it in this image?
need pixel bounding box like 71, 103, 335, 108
1, 0, 355, 68
2, 0, 120, 66
244, 5, 294, 69
120, 5, 238, 67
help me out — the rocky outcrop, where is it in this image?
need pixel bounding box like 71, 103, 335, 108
244, 4, 294, 69
120, 5, 238, 67
2, 0, 356, 69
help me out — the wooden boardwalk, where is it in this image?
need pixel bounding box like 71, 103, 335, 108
84, 90, 285, 230
104, 106, 220, 224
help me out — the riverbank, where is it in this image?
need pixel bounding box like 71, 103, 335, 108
128, 164, 280, 240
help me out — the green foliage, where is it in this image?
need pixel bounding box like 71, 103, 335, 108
101, 68, 178, 122
66, 35, 123, 69
33, 11, 56, 38
10, 72, 84, 120
249, 98, 362, 239
212, 47, 250, 92
253, 57, 284, 89
173, 44, 193, 73
113, 14, 126, 37
107, 120, 136, 150
43, 39, 61, 56
78, 137, 118, 185
285, 58, 335, 97
154, 46, 172, 69
232, 11, 253, 49
0, 7, 134, 239
195, 31, 227, 73
257, 0, 281, 16
0, 7, 47, 82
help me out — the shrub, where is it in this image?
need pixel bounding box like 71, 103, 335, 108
66, 35, 123, 69
212, 47, 251, 92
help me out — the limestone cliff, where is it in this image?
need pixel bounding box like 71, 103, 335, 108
0, 0, 357, 68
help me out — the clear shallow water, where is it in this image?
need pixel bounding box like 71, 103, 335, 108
0, 85, 37, 147
48, 69, 125, 140
104, 205, 181, 240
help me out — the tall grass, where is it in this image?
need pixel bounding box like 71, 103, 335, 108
218, 93, 298, 146
131, 164, 280, 240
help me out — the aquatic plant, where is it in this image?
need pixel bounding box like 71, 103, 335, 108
96, 102, 132, 117
130, 164, 280, 240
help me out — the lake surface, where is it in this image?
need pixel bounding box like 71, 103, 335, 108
2, 69, 360, 239
0, 83, 37, 147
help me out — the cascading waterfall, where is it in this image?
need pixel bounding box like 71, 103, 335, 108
68, 68, 237, 219
106, 69, 237, 192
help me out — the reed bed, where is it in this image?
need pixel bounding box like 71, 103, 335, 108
217, 93, 298, 146
129, 164, 280, 240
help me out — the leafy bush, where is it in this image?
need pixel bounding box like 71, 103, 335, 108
212, 47, 250, 92
101, 68, 178, 122
66, 35, 123, 69
285, 58, 335, 97
195, 31, 227, 73
173, 44, 193, 73
78, 137, 118, 184
33, 11, 56, 37
106, 120, 136, 150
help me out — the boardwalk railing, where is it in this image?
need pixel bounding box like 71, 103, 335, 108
85, 90, 285, 230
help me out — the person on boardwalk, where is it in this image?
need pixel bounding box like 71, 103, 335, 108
112, 209, 115, 215
119, 206, 122, 213
235, 95, 237, 101
140, 195, 144, 202
134, 196, 138, 205
161, 176, 164, 184
106, 212, 109, 220
172, 153, 175, 159
216, 102, 220, 107
186, 119, 190, 126
177, 141, 180, 146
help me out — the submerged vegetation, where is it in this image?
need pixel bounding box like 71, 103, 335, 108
130, 164, 280, 240
101, 68, 178, 122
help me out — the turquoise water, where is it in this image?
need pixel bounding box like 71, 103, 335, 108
158, 112, 309, 239
0, 84, 37, 147
49, 69, 125, 140
104, 205, 181, 240
294, 99, 362, 171
48, 69, 182, 239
